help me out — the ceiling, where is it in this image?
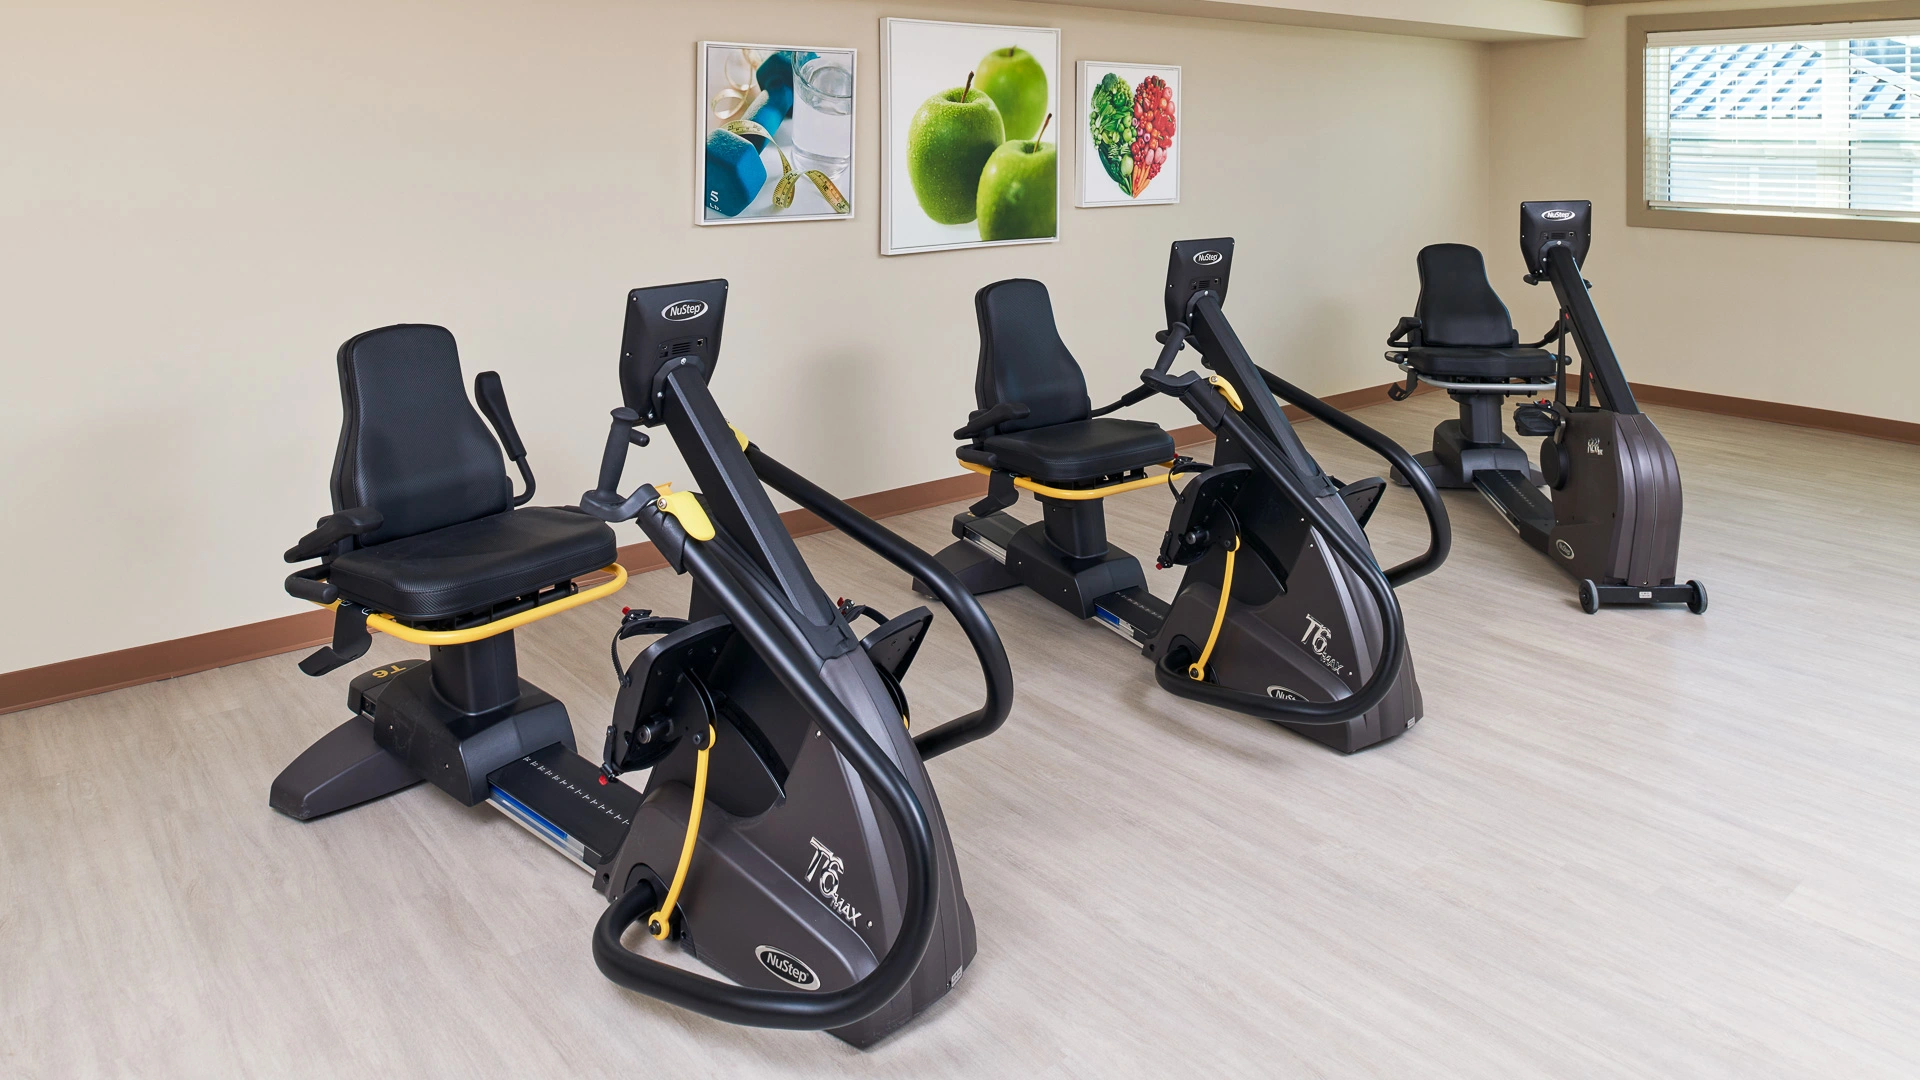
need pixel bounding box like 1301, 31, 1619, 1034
1017, 0, 1593, 41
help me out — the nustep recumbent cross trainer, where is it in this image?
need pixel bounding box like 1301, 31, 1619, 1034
273, 282, 1012, 1047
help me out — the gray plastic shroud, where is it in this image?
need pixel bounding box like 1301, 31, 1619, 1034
598, 642, 974, 1048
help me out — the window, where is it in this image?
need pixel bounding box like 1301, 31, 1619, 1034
1642, 20, 1920, 225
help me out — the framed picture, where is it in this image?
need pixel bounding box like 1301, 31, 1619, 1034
1076, 61, 1180, 207
880, 18, 1061, 255
696, 41, 856, 225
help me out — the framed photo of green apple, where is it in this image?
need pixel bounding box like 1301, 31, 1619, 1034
880, 19, 1060, 255
696, 42, 856, 225
1076, 61, 1179, 208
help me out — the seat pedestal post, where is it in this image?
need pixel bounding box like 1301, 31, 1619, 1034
430, 631, 521, 715
1454, 392, 1507, 447
1039, 496, 1108, 559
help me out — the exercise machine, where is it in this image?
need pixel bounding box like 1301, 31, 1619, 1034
272, 284, 1012, 1046
920, 240, 1449, 753
1383, 201, 1705, 614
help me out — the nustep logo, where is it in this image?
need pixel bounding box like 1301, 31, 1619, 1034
1554, 538, 1576, 560
755, 946, 821, 990
1192, 249, 1223, 266
662, 299, 708, 322
1543, 209, 1577, 222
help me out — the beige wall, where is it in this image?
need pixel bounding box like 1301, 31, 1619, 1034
0, 0, 1490, 672
1487, 0, 1920, 419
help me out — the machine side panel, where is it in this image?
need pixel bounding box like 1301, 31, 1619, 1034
1622, 414, 1683, 587
601, 643, 972, 1048
1551, 412, 1630, 584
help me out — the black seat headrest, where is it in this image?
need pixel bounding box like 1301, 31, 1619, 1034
332, 324, 511, 546
974, 279, 1091, 433
1414, 244, 1520, 349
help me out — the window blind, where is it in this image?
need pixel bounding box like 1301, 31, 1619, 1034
1644, 22, 1920, 222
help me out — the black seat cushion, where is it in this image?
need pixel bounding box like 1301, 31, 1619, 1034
334, 324, 513, 546
971, 419, 1176, 485
328, 506, 617, 621
1406, 346, 1558, 380
1415, 244, 1521, 349
974, 279, 1092, 432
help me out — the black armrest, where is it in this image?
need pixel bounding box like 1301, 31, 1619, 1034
1387, 316, 1422, 349
954, 402, 1030, 441
475, 371, 536, 506
284, 506, 383, 563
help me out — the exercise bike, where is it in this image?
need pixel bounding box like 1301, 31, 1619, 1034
272, 282, 1012, 1047
919, 240, 1450, 753
1383, 201, 1705, 614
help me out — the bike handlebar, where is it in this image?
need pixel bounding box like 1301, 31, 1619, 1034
1150, 397, 1407, 725
1255, 366, 1450, 587
591, 490, 939, 1031
748, 445, 1013, 760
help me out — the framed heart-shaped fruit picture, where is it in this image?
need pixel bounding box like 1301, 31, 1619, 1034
1075, 61, 1180, 208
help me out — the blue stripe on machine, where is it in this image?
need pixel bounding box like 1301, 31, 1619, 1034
489, 785, 568, 845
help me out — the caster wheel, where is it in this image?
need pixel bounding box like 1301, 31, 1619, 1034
1578, 579, 1600, 615
1687, 579, 1708, 615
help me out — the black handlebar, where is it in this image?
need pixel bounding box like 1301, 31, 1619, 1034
283, 565, 339, 605
1138, 303, 1410, 725
1255, 366, 1450, 587
748, 444, 1014, 760
1155, 396, 1408, 725
1153, 321, 1191, 374
595, 407, 642, 497
592, 490, 940, 1030
475, 371, 537, 507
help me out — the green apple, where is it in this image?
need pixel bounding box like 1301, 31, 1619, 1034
907, 83, 1004, 225
975, 47, 1047, 140
976, 134, 1056, 241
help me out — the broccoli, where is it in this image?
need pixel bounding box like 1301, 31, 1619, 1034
1088, 73, 1135, 193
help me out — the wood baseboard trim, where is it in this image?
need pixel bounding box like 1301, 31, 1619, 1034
1632, 383, 1920, 445
0, 609, 337, 717
11, 375, 1903, 716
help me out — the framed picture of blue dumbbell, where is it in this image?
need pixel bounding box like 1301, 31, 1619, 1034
696, 42, 857, 225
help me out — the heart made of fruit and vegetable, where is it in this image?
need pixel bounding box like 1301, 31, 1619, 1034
1089, 72, 1175, 198
905, 47, 1057, 242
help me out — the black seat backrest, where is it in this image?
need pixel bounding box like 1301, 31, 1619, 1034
331, 324, 510, 546
974, 279, 1091, 433
1414, 244, 1519, 348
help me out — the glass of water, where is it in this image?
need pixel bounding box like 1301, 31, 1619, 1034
791, 55, 853, 179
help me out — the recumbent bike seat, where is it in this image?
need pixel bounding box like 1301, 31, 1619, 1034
308, 323, 616, 624
1394, 244, 1558, 382
956, 279, 1176, 485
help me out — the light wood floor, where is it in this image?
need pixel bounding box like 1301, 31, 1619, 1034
5, 392, 1919, 1079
